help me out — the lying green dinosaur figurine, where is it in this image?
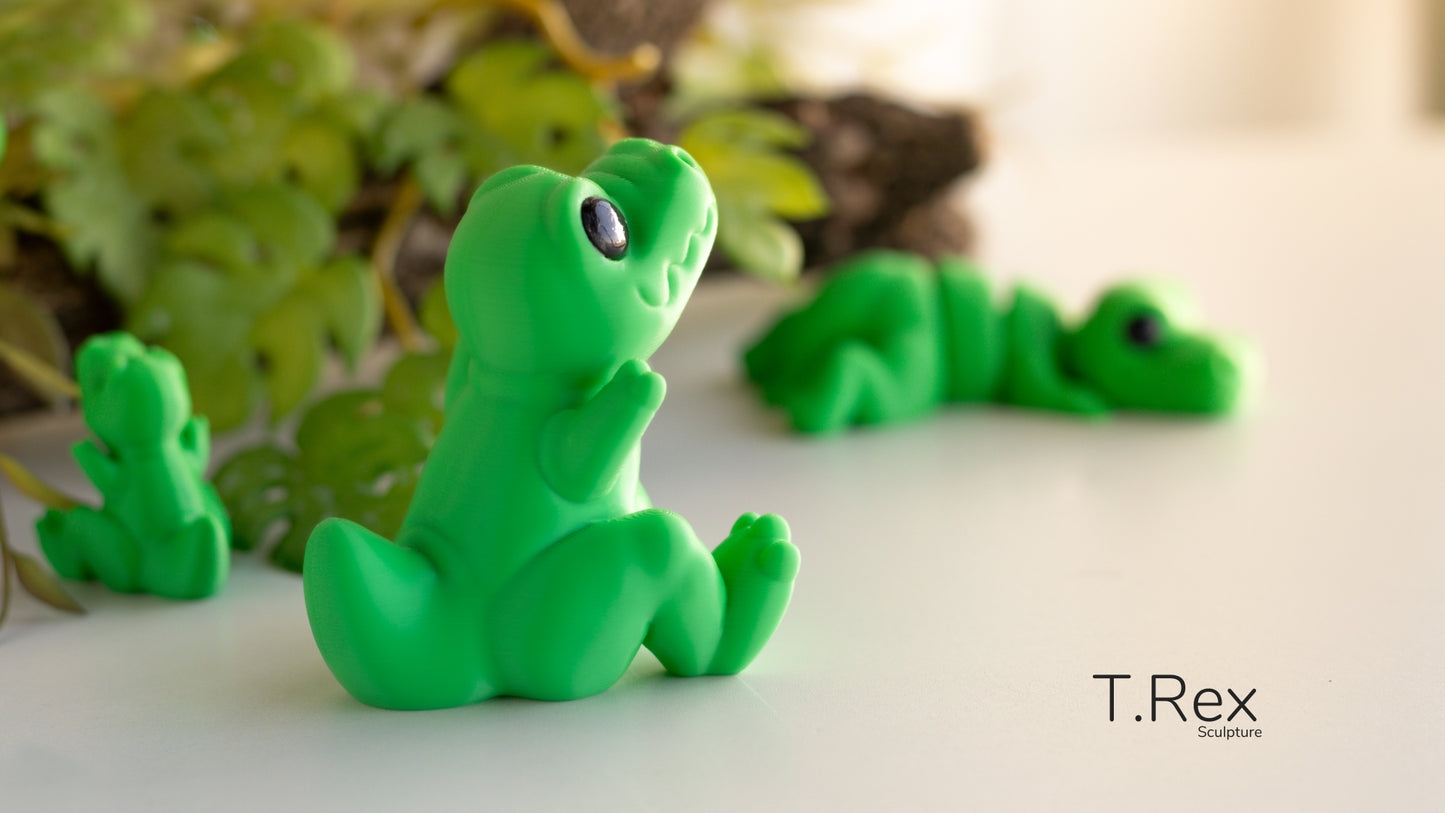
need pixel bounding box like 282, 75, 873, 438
744, 250, 1250, 434
303, 139, 800, 709
38, 333, 231, 598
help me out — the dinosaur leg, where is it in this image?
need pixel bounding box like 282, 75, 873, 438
145, 513, 230, 600
303, 518, 489, 710
489, 509, 798, 701
36, 507, 141, 592
703, 512, 799, 675
744, 261, 943, 432
784, 328, 942, 434
744, 306, 817, 401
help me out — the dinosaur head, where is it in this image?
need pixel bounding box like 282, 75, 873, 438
443, 138, 717, 381
77, 332, 194, 448
1065, 282, 1252, 415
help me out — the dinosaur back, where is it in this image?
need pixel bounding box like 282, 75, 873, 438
937, 257, 1006, 402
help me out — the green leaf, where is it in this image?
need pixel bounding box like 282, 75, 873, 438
117, 89, 227, 212
374, 96, 464, 174
209, 446, 293, 552
707, 151, 829, 219
130, 251, 379, 427
213, 352, 445, 571
381, 349, 449, 436
163, 211, 261, 274
677, 107, 829, 281
0, 0, 150, 112
246, 254, 379, 420
219, 184, 334, 275
281, 117, 360, 213
309, 255, 381, 367
241, 20, 354, 103
0, 283, 72, 404
185, 352, 258, 437
12, 551, 85, 613
127, 258, 266, 348
680, 110, 829, 220
44, 170, 156, 304
715, 202, 803, 284
32, 89, 157, 304
678, 108, 810, 151
199, 78, 294, 188
418, 279, 456, 352
248, 296, 324, 420
413, 150, 470, 216
445, 40, 614, 176
126, 259, 264, 428
316, 89, 392, 136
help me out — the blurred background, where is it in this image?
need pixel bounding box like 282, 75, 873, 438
708, 0, 1445, 143
1, 0, 1443, 562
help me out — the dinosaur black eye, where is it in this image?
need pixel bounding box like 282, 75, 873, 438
1125, 313, 1163, 347
581, 197, 628, 260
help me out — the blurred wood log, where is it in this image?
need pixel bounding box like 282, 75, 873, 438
769, 93, 985, 268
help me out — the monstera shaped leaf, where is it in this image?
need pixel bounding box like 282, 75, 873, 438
678, 108, 829, 282
126, 185, 381, 429
375, 40, 617, 214
213, 348, 449, 571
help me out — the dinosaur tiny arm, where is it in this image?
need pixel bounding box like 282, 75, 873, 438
1001, 287, 1108, 416
179, 415, 211, 476
72, 439, 121, 497
540, 359, 665, 503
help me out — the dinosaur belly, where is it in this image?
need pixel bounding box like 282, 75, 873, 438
398, 390, 644, 597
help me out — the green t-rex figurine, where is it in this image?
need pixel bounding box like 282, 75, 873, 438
744, 250, 1251, 434
303, 139, 800, 710
38, 333, 231, 598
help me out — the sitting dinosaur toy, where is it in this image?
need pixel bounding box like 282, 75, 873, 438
303, 139, 800, 710
37, 333, 231, 598
744, 250, 1250, 434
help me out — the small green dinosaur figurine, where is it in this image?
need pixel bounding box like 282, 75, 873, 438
38, 333, 231, 598
744, 250, 1250, 434
303, 139, 800, 710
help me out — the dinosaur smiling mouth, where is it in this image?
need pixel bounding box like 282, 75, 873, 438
637, 206, 716, 308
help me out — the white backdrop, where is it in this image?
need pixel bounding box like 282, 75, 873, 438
698, 0, 1433, 144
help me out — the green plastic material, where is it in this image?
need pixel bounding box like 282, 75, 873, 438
744, 250, 1251, 434
303, 139, 800, 709
37, 333, 232, 598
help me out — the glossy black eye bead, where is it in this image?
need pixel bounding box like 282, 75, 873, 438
581, 197, 628, 260
1125, 313, 1164, 347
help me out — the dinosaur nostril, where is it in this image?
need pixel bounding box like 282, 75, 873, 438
671, 146, 700, 171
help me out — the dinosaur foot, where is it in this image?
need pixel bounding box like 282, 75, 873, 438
147, 514, 229, 600
303, 518, 488, 709
707, 512, 800, 675
36, 509, 90, 581
36, 506, 139, 591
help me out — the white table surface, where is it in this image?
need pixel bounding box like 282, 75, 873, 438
2, 133, 1443, 811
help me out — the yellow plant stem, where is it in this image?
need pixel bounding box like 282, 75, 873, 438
0, 337, 80, 401
0, 453, 79, 511
0, 200, 70, 241
449, 0, 661, 83
0, 496, 12, 631
373, 175, 427, 352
